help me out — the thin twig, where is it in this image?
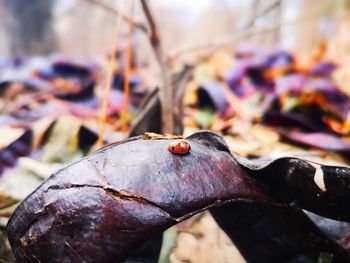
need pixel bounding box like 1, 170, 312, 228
82, 0, 147, 33
241, 0, 281, 31
168, 0, 282, 61
140, 0, 174, 133
121, 0, 134, 131
96, 0, 127, 147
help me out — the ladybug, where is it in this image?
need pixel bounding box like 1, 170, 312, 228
168, 140, 191, 155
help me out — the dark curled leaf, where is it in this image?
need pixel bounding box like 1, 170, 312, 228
125, 234, 163, 263
197, 81, 230, 116
0, 129, 32, 174
6, 132, 350, 262
78, 125, 98, 149
305, 211, 350, 244
129, 87, 161, 137
211, 202, 349, 263
236, 155, 350, 221
51, 61, 92, 79
263, 111, 325, 132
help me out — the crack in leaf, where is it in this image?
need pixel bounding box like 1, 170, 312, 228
45, 184, 180, 222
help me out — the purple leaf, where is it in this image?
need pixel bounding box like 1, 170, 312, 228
282, 131, 350, 152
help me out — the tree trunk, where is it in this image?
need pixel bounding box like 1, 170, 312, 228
3, 0, 56, 57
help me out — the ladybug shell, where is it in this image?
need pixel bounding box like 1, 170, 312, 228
168, 140, 191, 155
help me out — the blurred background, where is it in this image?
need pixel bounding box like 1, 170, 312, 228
1, 0, 350, 87
0, 0, 349, 59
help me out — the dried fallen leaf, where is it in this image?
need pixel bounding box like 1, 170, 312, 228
7, 132, 350, 262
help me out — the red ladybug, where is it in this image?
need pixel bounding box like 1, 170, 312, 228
168, 140, 191, 155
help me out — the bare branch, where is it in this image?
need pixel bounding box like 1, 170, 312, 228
82, 0, 148, 33
96, 0, 127, 147
140, 0, 174, 134
241, 0, 281, 31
